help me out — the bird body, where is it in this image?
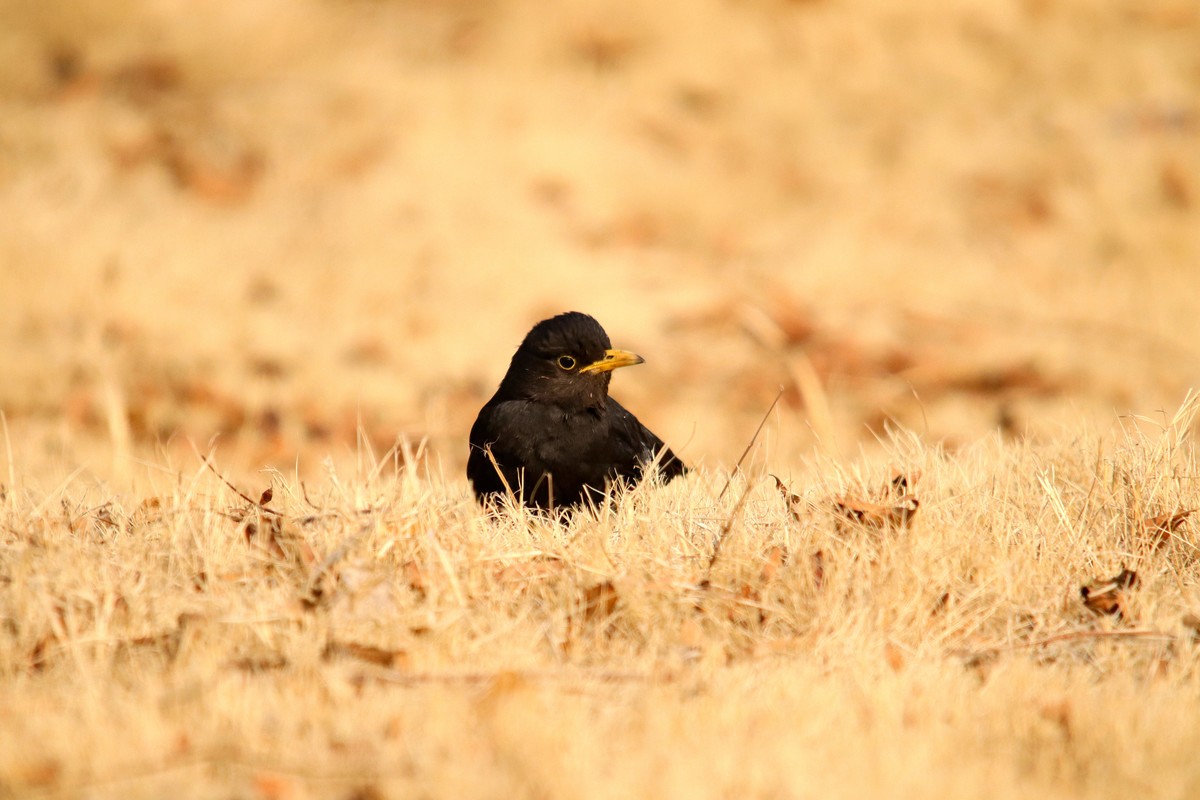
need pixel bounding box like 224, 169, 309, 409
468, 312, 686, 510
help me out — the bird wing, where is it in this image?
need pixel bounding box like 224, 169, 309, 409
607, 397, 688, 482
468, 398, 573, 504
467, 400, 524, 500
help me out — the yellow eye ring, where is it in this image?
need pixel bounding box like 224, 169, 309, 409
557, 355, 576, 370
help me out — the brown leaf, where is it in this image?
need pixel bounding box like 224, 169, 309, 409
249, 358, 288, 378
323, 640, 408, 669
931, 592, 952, 616
890, 468, 922, 496
765, 295, 817, 346
1081, 568, 1140, 618
569, 28, 639, 70
292, 534, 318, 567
493, 555, 566, 587
111, 55, 182, 99
736, 582, 760, 602
770, 475, 807, 522
243, 516, 315, 567
1160, 159, 1192, 209
135, 496, 163, 519
679, 616, 704, 649
383, 717, 404, 740
124, 626, 185, 660
907, 359, 1063, 398
17, 759, 62, 789
833, 494, 919, 529
345, 785, 387, 800
402, 560, 428, 598
583, 581, 620, 623
343, 337, 389, 366
28, 634, 53, 672
476, 670, 530, 714
253, 772, 295, 800
162, 134, 264, 205
258, 487, 274, 507
730, 582, 767, 625
230, 654, 288, 672
759, 545, 788, 583
1143, 509, 1194, 549
1038, 699, 1072, 737
811, 549, 826, 590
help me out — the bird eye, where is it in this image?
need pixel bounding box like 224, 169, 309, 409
557, 355, 577, 370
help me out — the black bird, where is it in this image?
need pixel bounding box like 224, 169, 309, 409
468, 311, 687, 510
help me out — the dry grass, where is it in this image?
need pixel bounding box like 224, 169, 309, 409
4, 400, 1200, 799
2, 0, 1200, 797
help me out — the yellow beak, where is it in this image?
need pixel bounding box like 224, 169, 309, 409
578, 349, 645, 374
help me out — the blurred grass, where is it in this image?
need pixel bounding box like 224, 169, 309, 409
0, 0, 1197, 486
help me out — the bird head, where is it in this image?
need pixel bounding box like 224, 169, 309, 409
498, 311, 644, 408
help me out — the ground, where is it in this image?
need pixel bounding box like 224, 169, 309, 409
1, 0, 1199, 798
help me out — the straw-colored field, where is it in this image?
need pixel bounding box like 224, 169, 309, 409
2, 0, 1199, 797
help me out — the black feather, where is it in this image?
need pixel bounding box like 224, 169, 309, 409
467, 312, 687, 510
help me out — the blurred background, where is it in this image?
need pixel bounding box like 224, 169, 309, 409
1, 0, 1197, 489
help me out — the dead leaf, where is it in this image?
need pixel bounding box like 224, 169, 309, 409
110, 55, 183, 100
230, 653, 289, 672
135, 496, 162, 518
833, 494, 919, 529
476, 670, 529, 714
17, 759, 62, 789
765, 295, 817, 346
728, 581, 769, 626
253, 772, 295, 800
759, 545, 788, 583
1038, 699, 1073, 738
323, 640, 408, 669
1081, 568, 1140, 618
931, 592, 952, 616
248, 357, 288, 378
906, 359, 1063, 398
47, 45, 93, 96
345, 785, 387, 800
811, 549, 826, 590
29, 631, 56, 672
583, 581, 620, 623
493, 555, 566, 587
770, 475, 807, 522
1161, 159, 1192, 209
402, 560, 428, 598
1143, 509, 1194, 549
890, 468, 922, 496
161, 132, 264, 204
90, 503, 122, 535
243, 516, 315, 567
569, 27, 640, 70
258, 487, 274, 507
342, 337, 389, 366
679, 616, 704, 649
996, 402, 1022, 438
383, 717, 404, 740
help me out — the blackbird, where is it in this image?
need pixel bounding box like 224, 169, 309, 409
468, 311, 687, 510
